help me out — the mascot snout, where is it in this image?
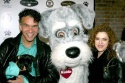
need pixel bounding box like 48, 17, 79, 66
66, 47, 80, 58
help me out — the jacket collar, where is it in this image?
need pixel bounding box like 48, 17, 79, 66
10, 32, 46, 54
36, 35, 46, 54
93, 49, 109, 60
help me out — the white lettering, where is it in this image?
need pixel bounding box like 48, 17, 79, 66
61, 70, 72, 74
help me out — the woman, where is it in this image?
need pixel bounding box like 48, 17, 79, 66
88, 24, 123, 83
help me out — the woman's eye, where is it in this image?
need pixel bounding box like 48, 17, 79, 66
95, 38, 99, 40
56, 31, 65, 38
103, 38, 108, 41
73, 28, 79, 36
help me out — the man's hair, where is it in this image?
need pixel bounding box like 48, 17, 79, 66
19, 8, 41, 23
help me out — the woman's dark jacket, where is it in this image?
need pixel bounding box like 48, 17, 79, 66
88, 50, 123, 83
0, 32, 59, 83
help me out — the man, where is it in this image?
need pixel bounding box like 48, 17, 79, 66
0, 8, 59, 83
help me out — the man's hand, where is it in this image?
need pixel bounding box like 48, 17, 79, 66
7, 75, 24, 83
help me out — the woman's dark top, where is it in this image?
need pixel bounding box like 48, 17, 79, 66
88, 50, 123, 83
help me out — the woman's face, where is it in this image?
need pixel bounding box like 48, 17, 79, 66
95, 32, 109, 53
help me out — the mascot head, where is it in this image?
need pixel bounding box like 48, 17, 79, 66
39, 4, 95, 49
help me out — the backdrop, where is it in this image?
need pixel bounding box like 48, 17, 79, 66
0, 0, 94, 44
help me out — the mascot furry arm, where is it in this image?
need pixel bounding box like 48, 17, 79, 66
39, 4, 95, 83
113, 41, 125, 62
113, 41, 125, 82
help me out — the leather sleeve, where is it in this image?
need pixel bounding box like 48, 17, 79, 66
103, 58, 123, 83
33, 44, 59, 83
0, 38, 12, 83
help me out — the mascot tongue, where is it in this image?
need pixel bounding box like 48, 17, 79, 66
60, 68, 72, 79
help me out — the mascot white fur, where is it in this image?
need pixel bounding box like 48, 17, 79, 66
39, 4, 95, 83
113, 41, 125, 81
113, 41, 125, 62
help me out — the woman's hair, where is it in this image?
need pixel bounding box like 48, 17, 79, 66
88, 24, 117, 59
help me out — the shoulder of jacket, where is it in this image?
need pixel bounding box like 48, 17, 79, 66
37, 38, 51, 50
1, 37, 14, 45
107, 57, 121, 66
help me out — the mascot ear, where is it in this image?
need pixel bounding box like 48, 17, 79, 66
70, 4, 95, 29
39, 9, 54, 38
113, 42, 123, 62
113, 42, 121, 51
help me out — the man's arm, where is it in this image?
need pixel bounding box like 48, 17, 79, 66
36, 45, 59, 83
7, 75, 24, 83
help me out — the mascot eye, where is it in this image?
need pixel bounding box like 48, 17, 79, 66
73, 28, 79, 36
56, 31, 65, 38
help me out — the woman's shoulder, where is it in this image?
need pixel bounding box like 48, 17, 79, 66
107, 57, 121, 66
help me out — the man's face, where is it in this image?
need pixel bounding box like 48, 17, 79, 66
19, 16, 39, 43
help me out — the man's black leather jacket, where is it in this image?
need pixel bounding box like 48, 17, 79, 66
0, 32, 59, 83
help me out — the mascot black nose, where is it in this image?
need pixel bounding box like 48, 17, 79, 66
66, 47, 80, 58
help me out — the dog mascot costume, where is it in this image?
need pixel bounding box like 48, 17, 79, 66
39, 4, 95, 83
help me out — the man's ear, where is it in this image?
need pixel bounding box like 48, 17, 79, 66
39, 9, 54, 38
71, 4, 95, 29
19, 24, 22, 31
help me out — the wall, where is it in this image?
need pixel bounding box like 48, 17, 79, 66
1, 0, 124, 42
95, 0, 125, 40
0, 0, 94, 45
